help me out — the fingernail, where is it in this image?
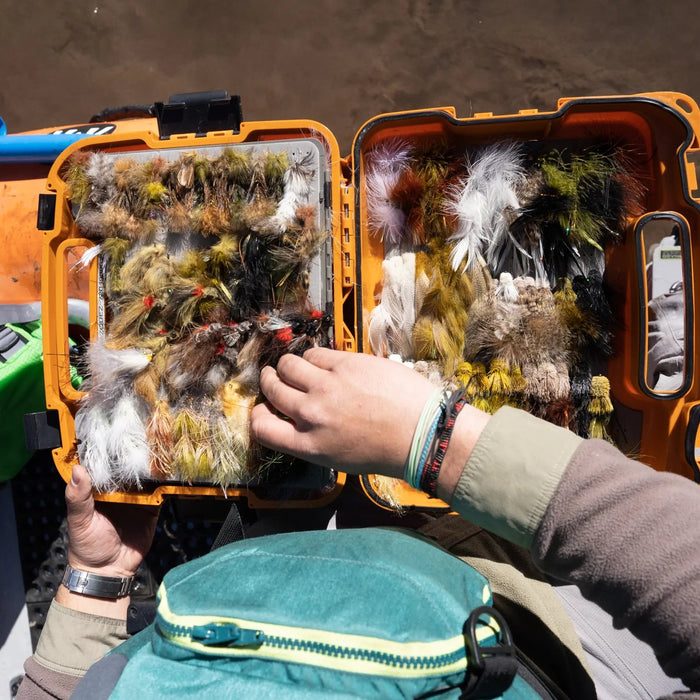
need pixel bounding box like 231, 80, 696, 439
70, 469, 80, 487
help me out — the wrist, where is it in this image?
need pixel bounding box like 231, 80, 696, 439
56, 580, 132, 620
67, 551, 141, 580
63, 564, 134, 596
57, 562, 136, 620
67, 563, 138, 579
436, 405, 490, 504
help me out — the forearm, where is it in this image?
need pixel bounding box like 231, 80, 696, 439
440, 405, 700, 690
17, 600, 128, 700
17, 459, 152, 699
534, 439, 700, 690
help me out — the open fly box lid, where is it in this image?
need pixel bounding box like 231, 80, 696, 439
349, 92, 700, 511
41, 116, 353, 506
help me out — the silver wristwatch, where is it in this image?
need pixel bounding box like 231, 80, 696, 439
61, 564, 134, 599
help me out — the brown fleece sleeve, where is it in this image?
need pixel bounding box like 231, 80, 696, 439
533, 438, 700, 692
16, 657, 82, 700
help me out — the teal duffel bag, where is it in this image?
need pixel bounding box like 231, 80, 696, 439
73, 527, 564, 699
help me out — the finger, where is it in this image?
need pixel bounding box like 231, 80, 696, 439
259, 365, 307, 416
65, 463, 96, 530
275, 352, 327, 391
250, 402, 306, 457
302, 346, 343, 371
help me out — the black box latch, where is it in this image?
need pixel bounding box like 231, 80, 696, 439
24, 411, 62, 451
37, 193, 57, 231
153, 91, 243, 139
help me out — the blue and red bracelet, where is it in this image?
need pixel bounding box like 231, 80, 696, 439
418, 389, 467, 496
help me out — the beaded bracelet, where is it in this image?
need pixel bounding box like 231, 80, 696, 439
418, 389, 467, 496
404, 388, 448, 489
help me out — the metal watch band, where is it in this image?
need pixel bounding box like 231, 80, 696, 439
61, 565, 134, 599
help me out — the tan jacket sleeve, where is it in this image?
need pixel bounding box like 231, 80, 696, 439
16, 600, 128, 700
451, 405, 582, 547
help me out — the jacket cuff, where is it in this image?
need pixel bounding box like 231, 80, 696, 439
451, 406, 583, 548
34, 600, 128, 676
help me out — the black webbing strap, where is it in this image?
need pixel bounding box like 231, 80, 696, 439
211, 502, 246, 551
461, 606, 518, 699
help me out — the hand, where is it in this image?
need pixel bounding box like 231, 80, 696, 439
250, 348, 437, 479
64, 463, 160, 579
56, 464, 160, 617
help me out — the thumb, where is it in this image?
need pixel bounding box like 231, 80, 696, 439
65, 463, 95, 528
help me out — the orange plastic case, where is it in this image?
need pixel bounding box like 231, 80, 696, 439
37, 92, 700, 509
41, 118, 349, 506
350, 93, 700, 509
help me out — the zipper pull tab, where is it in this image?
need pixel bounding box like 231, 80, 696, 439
191, 622, 265, 647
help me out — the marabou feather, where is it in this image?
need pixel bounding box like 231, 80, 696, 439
106, 394, 151, 487
75, 405, 114, 492
365, 139, 412, 248
269, 152, 316, 231
445, 142, 526, 272
368, 139, 413, 173
366, 166, 406, 247
87, 343, 151, 378
368, 252, 416, 358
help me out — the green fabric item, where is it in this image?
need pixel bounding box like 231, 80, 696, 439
0, 321, 81, 482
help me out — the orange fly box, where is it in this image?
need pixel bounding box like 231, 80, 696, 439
34, 92, 700, 509
346, 93, 700, 509
40, 99, 349, 506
